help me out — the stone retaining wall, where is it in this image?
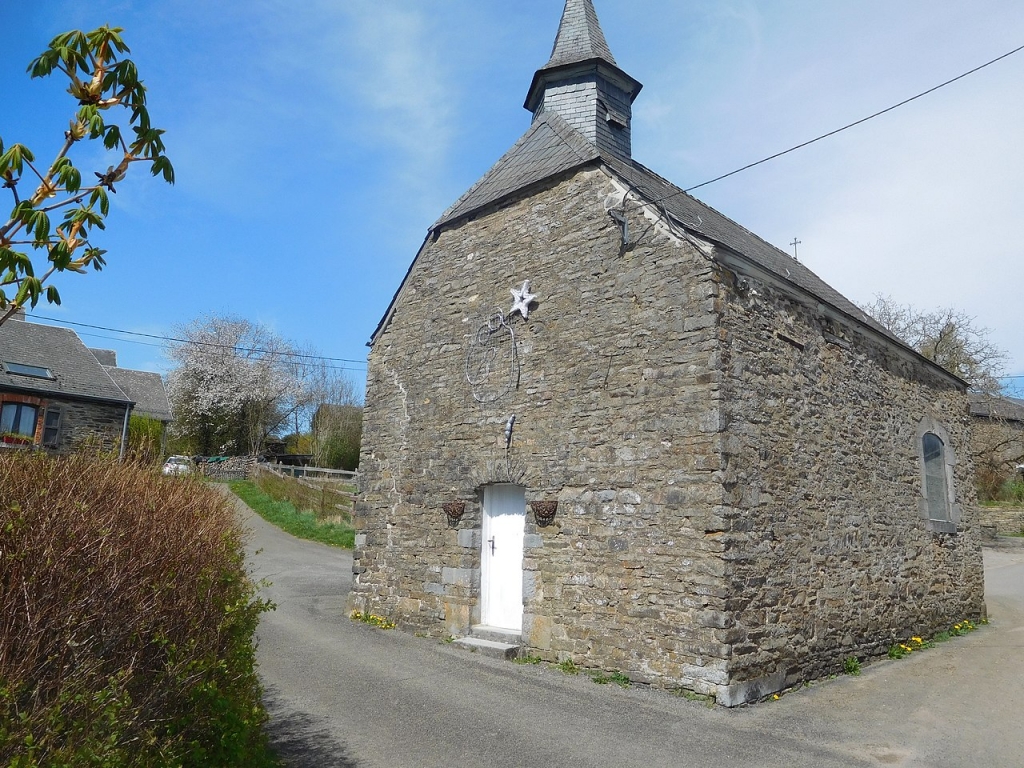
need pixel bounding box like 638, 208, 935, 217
981, 506, 1024, 536
200, 455, 256, 481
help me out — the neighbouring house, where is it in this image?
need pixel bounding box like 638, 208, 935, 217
98, 352, 174, 453
970, 393, 1024, 535
350, 0, 984, 705
0, 314, 167, 456
969, 393, 1024, 482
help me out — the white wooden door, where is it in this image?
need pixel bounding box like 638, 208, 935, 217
480, 485, 526, 632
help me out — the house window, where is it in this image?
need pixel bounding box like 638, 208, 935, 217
1, 402, 39, 438
42, 407, 62, 448
922, 432, 949, 521
3, 361, 55, 380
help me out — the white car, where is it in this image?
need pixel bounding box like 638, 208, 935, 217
162, 455, 193, 476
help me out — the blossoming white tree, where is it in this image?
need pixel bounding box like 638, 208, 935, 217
166, 316, 309, 456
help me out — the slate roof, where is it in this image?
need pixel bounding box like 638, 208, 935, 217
105, 367, 172, 421
89, 348, 118, 366
970, 393, 1024, 422
435, 111, 598, 228
598, 153, 894, 337
0, 320, 131, 405
543, 0, 617, 69
430, 112, 890, 341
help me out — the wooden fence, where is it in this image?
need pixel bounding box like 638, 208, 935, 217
262, 463, 357, 483
252, 463, 356, 522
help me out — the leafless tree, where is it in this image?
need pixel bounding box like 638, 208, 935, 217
861, 294, 1007, 393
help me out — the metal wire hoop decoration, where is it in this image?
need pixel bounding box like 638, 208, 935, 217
465, 310, 519, 403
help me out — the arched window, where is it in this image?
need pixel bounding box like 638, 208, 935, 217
922, 432, 949, 521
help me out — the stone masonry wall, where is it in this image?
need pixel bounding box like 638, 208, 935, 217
353, 167, 735, 695
716, 268, 985, 700
49, 398, 128, 455
201, 455, 257, 481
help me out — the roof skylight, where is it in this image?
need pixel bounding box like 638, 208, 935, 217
3, 361, 55, 380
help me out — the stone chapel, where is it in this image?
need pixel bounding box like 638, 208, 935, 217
350, 0, 985, 706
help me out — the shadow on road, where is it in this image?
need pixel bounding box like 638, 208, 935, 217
264, 687, 359, 768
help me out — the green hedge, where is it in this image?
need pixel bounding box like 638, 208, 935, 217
0, 453, 276, 766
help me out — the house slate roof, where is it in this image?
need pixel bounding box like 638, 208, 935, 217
104, 367, 172, 421
0, 320, 131, 405
970, 393, 1024, 423
89, 348, 118, 366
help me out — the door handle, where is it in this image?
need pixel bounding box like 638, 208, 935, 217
488, 537, 496, 555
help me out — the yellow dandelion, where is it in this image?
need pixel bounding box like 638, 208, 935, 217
912, 636, 923, 644
773, 694, 780, 700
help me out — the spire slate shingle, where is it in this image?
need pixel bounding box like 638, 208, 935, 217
543, 0, 617, 69
525, 0, 641, 159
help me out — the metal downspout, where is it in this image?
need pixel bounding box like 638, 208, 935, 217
119, 404, 132, 461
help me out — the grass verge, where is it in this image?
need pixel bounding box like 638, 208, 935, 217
230, 480, 355, 548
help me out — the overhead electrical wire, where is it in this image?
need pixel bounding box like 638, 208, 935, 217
670, 42, 1024, 197
67, 330, 364, 374
19, 45, 1024, 379
26, 313, 368, 370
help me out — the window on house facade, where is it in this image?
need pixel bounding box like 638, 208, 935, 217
42, 407, 62, 448
922, 432, 949, 521
1, 402, 39, 438
3, 361, 55, 380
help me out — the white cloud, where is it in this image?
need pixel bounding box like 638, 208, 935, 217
628, 0, 1024, 381
304, 1, 461, 221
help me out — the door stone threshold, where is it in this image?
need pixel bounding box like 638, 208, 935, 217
451, 625, 523, 660
451, 636, 522, 660
470, 624, 522, 644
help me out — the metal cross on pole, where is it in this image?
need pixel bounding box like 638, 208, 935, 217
790, 237, 802, 261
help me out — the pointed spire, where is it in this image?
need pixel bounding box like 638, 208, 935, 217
524, 0, 642, 159
545, 0, 617, 69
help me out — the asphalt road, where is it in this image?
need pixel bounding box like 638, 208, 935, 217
233, 491, 1024, 768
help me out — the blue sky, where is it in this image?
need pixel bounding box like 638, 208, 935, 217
2, 0, 1022, 396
